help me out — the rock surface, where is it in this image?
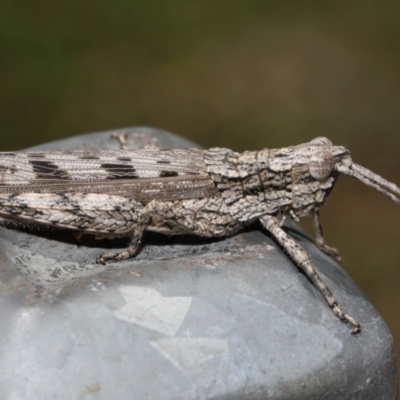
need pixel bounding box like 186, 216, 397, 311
0, 127, 397, 399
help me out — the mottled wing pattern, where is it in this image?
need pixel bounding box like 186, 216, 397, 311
0, 149, 218, 203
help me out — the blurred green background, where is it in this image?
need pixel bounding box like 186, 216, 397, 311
1, 0, 399, 377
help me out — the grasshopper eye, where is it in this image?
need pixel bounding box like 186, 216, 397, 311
310, 137, 333, 146
309, 150, 335, 181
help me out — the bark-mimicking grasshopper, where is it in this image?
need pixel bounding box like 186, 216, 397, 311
0, 135, 399, 333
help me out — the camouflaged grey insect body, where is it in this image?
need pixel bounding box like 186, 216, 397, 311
0, 136, 399, 334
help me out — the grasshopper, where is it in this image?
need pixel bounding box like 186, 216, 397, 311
0, 135, 398, 333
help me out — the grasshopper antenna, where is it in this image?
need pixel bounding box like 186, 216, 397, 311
337, 162, 400, 205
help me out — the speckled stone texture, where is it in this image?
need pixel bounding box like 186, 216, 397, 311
0, 127, 397, 399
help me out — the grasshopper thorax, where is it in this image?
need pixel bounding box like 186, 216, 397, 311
205, 137, 352, 222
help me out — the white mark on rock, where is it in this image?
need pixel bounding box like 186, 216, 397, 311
114, 285, 192, 336
150, 337, 228, 375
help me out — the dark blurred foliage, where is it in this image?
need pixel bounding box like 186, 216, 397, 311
1, 0, 400, 377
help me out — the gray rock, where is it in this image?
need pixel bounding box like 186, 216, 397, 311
0, 127, 397, 399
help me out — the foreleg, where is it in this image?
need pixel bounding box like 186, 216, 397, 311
312, 210, 342, 263
260, 215, 360, 334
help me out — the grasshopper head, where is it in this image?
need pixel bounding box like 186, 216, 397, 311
290, 136, 400, 218
290, 137, 346, 216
